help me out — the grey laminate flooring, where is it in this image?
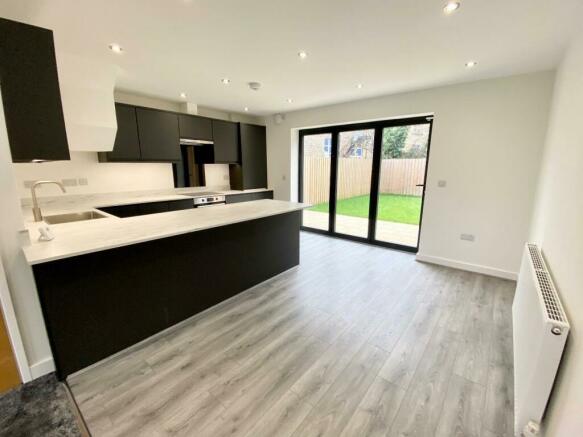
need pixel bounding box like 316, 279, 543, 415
68, 232, 515, 437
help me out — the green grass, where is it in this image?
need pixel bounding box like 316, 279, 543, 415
309, 194, 421, 225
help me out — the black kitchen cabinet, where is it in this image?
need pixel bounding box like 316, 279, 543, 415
33, 211, 301, 378
98, 104, 141, 162
178, 114, 212, 141
212, 119, 239, 163
229, 124, 268, 190
225, 190, 273, 204
167, 199, 194, 211
0, 18, 69, 162
136, 108, 181, 162
98, 199, 192, 218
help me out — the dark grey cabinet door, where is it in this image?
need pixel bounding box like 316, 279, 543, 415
212, 119, 239, 163
178, 115, 212, 141
241, 124, 267, 189
136, 108, 180, 161
99, 104, 141, 161
0, 18, 69, 162
225, 190, 273, 204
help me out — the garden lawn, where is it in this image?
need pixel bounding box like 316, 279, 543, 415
309, 194, 422, 225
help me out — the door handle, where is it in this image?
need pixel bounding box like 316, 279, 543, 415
416, 184, 425, 187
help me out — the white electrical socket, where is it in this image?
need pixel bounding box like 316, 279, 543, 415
78, 178, 88, 186
61, 178, 78, 187
460, 233, 475, 242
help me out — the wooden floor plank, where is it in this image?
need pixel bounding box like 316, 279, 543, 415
243, 390, 314, 437
434, 374, 484, 437
339, 376, 406, 437
291, 343, 388, 437
389, 326, 460, 436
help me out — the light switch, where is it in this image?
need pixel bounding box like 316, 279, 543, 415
437, 180, 447, 187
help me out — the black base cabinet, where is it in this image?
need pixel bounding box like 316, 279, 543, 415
33, 211, 301, 379
225, 190, 273, 204
98, 199, 193, 218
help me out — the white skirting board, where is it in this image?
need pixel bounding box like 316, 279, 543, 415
29, 356, 55, 379
415, 253, 518, 280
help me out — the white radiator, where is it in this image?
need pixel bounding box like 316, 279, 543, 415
512, 243, 570, 436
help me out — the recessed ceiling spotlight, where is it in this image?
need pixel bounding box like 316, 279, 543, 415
465, 60, 478, 68
356, 83, 363, 89
180, 92, 187, 99
221, 78, 231, 85
244, 107, 249, 112
286, 98, 293, 103
443, 1, 460, 14
298, 51, 308, 59
108, 43, 123, 54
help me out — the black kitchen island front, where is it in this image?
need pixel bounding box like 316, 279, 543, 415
24, 200, 304, 379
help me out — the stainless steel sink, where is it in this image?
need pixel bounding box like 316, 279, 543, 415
43, 211, 108, 224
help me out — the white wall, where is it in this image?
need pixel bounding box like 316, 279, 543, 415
13, 152, 175, 198
0, 90, 52, 379
529, 34, 583, 437
265, 72, 555, 277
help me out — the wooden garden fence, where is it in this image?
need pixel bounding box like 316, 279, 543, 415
303, 157, 426, 204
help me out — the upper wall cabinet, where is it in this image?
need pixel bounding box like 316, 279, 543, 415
98, 104, 141, 162
212, 119, 239, 163
0, 18, 70, 162
136, 108, 181, 162
229, 124, 267, 190
100, 105, 181, 162
178, 114, 212, 141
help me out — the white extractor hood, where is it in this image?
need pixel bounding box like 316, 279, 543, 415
56, 53, 117, 152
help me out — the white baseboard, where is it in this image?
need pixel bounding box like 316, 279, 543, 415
30, 356, 55, 379
415, 253, 518, 280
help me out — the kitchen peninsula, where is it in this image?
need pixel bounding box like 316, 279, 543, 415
22, 189, 306, 379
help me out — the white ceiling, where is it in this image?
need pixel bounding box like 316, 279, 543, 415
1, 0, 582, 116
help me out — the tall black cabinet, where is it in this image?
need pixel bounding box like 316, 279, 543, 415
0, 18, 69, 162
229, 123, 268, 190
212, 119, 239, 163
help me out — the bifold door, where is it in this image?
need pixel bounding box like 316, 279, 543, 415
299, 116, 433, 252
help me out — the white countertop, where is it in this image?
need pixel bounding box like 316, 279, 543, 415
20, 187, 272, 219
23, 198, 306, 265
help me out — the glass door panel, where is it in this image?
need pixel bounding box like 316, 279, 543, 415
301, 133, 332, 231
334, 129, 375, 238
374, 123, 430, 247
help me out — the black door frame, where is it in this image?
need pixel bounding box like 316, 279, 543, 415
298, 115, 434, 253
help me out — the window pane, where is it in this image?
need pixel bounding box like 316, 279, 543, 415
302, 133, 332, 231
375, 124, 429, 247
335, 129, 375, 238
